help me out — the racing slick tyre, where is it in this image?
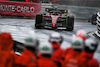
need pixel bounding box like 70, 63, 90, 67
35, 13, 44, 29
66, 16, 74, 31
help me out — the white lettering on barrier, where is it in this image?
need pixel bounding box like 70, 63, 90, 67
0, 5, 2, 10
30, 7, 35, 13
0, 4, 35, 13
17, 6, 21, 12
12, 5, 15, 12
2, 5, 5, 11
24, 6, 29, 12
8, 5, 12, 11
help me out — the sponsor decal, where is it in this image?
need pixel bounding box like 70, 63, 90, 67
0, 1, 41, 17
0, 5, 35, 13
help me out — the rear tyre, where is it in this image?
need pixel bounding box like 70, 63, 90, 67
66, 16, 74, 31
35, 13, 44, 29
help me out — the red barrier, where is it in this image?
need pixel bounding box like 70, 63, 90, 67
0, 1, 41, 17
0, 0, 11, 1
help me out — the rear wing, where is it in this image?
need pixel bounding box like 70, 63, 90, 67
45, 8, 68, 14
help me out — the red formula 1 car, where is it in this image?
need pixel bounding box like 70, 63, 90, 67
35, 8, 74, 31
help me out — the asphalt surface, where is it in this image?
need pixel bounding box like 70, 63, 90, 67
0, 18, 99, 65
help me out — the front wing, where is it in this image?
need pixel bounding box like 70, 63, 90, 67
42, 17, 66, 27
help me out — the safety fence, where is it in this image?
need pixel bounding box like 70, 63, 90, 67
0, 0, 40, 2
53, 4, 100, 19
58, 0, 100, 7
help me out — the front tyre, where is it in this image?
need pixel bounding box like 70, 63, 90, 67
66, 16, 74, 31
35, 13, 44, 29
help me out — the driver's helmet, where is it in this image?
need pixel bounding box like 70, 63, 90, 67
54, 6, 58, 11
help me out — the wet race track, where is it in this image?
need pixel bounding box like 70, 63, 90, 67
0, 18, 100, 65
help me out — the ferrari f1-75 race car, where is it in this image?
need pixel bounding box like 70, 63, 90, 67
35, 8, 74, 31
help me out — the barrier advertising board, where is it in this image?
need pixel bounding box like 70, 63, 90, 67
0, 1, 41, 17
